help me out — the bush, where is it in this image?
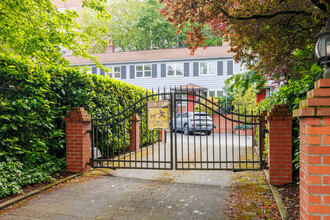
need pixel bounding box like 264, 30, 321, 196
258, 63, 323, 173
0, 54, 155, 198
234, 125, 253, 131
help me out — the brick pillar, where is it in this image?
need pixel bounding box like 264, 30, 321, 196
266, 105, 293, 185
130, 114, 140, 152
293, 79, 330, 219
63, 107, 91, 173
160, 129, 165, 142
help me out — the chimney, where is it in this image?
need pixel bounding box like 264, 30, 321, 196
106, 41, 115, 53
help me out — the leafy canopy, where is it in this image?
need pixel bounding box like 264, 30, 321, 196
0, 0, 109, 67
160, 0, 327, 81
79, 0, 222, 52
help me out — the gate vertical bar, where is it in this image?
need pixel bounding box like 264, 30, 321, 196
187, 88, 190, 169
225, 103, 228, 169
218, 105, 221, 169
238, 105, 241, 170
91, 117, 94, 168
259, 111, 263, 170
146, 89, 149, 169
174, 88, 178, 170
152, 88, 155, 169
232, 106, 234, 169
252, 109, 255, 170
170, 87, 174, 170
212, 96, 215, 170
180, 86, 183, 169
193, 88, 196, 169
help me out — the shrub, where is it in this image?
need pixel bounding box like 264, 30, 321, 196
0, 54, 155, 198
234, 125, 253, 131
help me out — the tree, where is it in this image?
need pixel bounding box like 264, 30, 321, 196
0, 0, 108, 67
79, 0, 222, 52
159, 0, 327, 81
225, 71, 267, 96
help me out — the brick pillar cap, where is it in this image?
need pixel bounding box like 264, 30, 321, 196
131, 113, 141, 121
293, 79, 330, 117
266, 105, 292, 120
64, 107, 91, 122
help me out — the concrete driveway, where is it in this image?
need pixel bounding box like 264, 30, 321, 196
1, 169, 232, 219
0, 132, 260, 219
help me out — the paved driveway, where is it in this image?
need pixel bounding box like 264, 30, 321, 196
1, 169, 232, 219
1, 132, 259, 219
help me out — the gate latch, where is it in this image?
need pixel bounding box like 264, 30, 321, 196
262, 129, 269, 138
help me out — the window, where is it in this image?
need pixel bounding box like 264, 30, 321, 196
266, 88, 271, 98
217, 91, 223, 97
106, 66, 121, 79
208, 90, 224, 97
136, 64, 151, 78
199, 62, 217, 75
209, 91, 216, 97
167, 63, 183, 77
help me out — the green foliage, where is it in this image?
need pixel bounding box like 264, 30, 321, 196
0, 0, 108, 68
0, 54, 155, 198
194, 97, 221, 115
232, 87, 258, 122
79, 0, 222, 52
0, 157, 65, 198
234, 125, 253, 131
258, 63, 323, 112
225, 71, 267, 96
258, 63, 323, 172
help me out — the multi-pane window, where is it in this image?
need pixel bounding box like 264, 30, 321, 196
167, 63, 183, 76
208, 90, 224, 97
136, 64, 151, 78
199, 61, 217, 75
106, 66, 121, 79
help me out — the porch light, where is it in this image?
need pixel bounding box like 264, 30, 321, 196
316, 15, 330, 79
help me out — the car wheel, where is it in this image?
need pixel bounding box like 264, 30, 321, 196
207, 131, 212, 135
184, 124, 189, 135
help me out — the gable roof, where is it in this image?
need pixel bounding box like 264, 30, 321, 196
65, 46, 234, 65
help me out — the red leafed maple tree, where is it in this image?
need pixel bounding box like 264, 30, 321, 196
160, 0, 327, 81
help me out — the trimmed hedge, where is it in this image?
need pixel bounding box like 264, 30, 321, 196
0, 54, 154, 198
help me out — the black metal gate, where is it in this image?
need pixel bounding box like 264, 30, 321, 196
91, 89, 263, 171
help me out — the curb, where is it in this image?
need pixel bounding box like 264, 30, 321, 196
0, 173, 81, 210
263, 170, 289, 220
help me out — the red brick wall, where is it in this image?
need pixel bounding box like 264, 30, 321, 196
63, 107, 91, 173
212, 114, 239, 133
267, 105, 293, 185
293, 79, 330, 219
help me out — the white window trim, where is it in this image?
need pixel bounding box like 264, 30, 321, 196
208, 90, 224, 97
136, 64, 152, 78
199, 61, 217, 76
105, 66, 121, 79
166, 63, 184, 77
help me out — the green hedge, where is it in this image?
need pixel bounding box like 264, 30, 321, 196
0, 54, 154, 198
234, 125, 253, 131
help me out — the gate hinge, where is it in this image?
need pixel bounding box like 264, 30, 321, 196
86, 130, 92, 134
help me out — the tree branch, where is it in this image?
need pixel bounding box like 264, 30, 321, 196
219, 8, 312, 20
310, 0, 327, 13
